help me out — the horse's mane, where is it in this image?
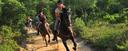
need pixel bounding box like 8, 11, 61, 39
60, 8, 71, 27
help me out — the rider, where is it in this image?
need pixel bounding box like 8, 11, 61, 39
35, 14, 40, 35
52, 0, 65, 41
37, 10, 50, 35
26, 16, 33, 28
36, 10, 47, 35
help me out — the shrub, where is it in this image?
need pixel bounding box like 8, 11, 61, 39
0, 26, 20, 51
73, 17, 86, 36
0, 26, 13, 39
117, 40, 128, 51
0, 40, 19, 51
77, 23, 128, 50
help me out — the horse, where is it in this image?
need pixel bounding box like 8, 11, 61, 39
37, 12, 52, 47
57, 8, 77, 51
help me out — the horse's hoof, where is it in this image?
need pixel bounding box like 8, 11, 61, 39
52, 38, 54, 40
52, 38, 55, 41
45, 45, 48, 47
73, 47, 76, 51
66, 49, 70, 51
36, 33, 39, 36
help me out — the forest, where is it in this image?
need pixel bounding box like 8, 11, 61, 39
0, 0, 128, 51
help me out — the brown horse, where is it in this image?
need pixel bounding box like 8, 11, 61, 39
57, 8, 77, 51
38, 12, 52, 47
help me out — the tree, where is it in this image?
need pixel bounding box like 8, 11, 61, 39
0, 0, 2, 16
0, 0, 25, 27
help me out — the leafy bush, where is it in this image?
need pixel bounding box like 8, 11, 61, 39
0, 0, 2, 16
0, 26, 13, 39
0, 40, 19, 51
0, 26, 20, 51
117, 40, 128, 51
43, 6, 53, 24
74, 20, 128, 50
73, 18, 86, 36
0, 0, 25, 26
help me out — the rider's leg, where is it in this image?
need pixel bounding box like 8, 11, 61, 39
37, 22, 40, 35
52, 30, 58, 41
30, 22, 32, 28
52, 19, 58, 41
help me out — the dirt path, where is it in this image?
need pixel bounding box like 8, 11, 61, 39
21, 29, 94, 51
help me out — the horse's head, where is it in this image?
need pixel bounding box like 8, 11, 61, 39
61, 7, 72, 26
61, 7, 72, 18
62, 7, 71, 14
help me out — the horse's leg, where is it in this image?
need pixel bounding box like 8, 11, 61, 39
44, 35, 48, 47
41, 33, 48, 47
47, 24, 52, 34
47, 33, 50, 43
37, 28, 40, 35
68, 27, 77, 50
36, 25, 40, 35
62, 40, 70, 51
45, 23, 51, 43
71, 36, 77, 51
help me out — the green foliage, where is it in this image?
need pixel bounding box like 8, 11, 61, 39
0, 40, 19, 51
2, 0, 24, 16
0, 1, 26, 50
0, 26, 13, 39
0, 0, 2, 16
103, 14, 119, 23
73, 18, 85, 35
43, 6, 53, 24
0, 0, 128, 51
117, 40, 128, 51
119, 0, 128, 8
101, 8, 128, 24
0, 0, 25, 26
74, 18, 85, 29
0, 26, 20, 51
64, 0, 97, 9
75, 22, 128, 50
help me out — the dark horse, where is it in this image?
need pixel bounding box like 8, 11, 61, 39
57, 8, 77, 51
38, 12, 52, 47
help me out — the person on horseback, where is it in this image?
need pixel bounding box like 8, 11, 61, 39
37, 10, 51, 35
52, 0, 65, 41
36, 10, 51, 46
36, 10, 46, 35
35, 13, 41, 35
39, 12, 46, 23
25, 16, 33, 28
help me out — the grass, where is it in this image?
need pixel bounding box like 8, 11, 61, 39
74, 19, 128, 50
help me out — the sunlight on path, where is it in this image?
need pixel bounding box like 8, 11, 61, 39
21, 29, 93, 51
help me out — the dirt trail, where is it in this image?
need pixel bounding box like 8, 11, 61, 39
21, 29, 94, 51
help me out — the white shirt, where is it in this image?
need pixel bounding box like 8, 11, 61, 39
55, 8, 62, 14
